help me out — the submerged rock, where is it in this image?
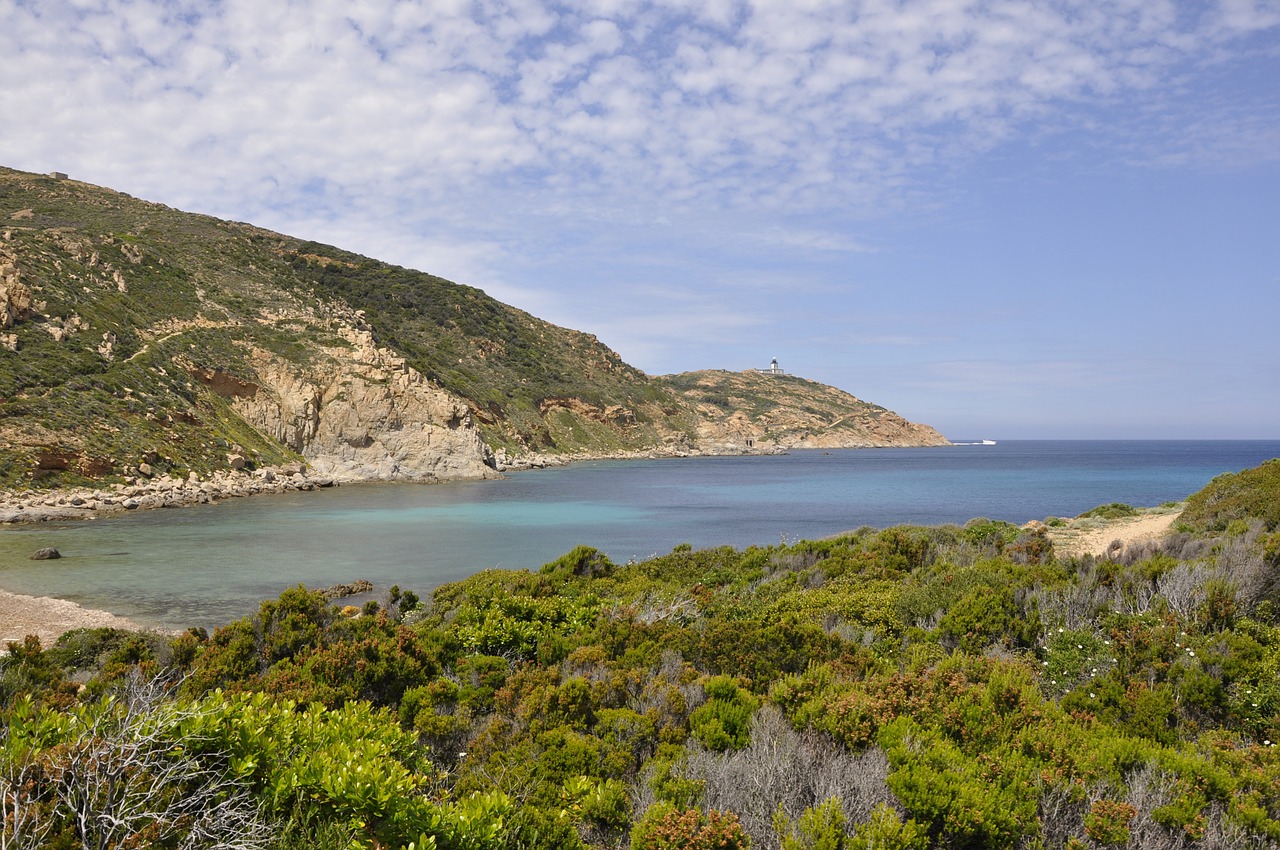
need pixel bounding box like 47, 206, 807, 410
30, 547, 61, 560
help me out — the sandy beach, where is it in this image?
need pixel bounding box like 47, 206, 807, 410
0, 588, 147, 650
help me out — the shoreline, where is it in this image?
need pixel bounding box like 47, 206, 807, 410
0, 587, 151, 651
0, 463, 339, 525
0, 442, 801, 525
1, 495, 1188, 651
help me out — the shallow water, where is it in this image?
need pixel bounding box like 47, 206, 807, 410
1, 440, 1276, 631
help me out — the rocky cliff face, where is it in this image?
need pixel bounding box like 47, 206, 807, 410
194, 322, 496, 483
1, 246, 33, 350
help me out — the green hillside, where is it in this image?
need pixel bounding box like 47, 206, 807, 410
0, 166, 945, 490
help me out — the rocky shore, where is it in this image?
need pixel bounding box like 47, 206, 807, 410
489, 442, 787, 472
0, 463, 336, 524
0, 589, 149, 649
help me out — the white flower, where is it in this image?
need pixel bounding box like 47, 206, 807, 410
1089, 693, 1096, 698
1077, 644, 1083, 649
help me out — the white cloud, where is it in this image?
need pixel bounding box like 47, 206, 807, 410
2, 0, 1278, 436
9, 0, 1276, 216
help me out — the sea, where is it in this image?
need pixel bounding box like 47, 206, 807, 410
1, 440, 1277, 632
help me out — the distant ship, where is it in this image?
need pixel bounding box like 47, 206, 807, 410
953, 439, 998, 445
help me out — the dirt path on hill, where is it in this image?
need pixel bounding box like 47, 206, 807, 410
1044, 504, 1183, 559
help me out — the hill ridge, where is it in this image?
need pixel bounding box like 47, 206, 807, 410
1, 166, 947, 491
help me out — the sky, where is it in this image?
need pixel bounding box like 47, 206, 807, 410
3, 0, 1278, 440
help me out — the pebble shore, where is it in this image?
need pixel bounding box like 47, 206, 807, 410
0, 464, 336, 524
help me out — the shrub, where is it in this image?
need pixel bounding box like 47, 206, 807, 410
1079, 503, 1140, 520
848, 804, 928, 850
631, 803, 749, 850
689, 677, 760, 751
774, 797, 847, 850
1084, 799, 1137, 846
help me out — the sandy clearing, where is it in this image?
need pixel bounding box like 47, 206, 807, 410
1043, 505, 1183, 559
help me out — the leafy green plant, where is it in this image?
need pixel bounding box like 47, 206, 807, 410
774, 798, 848, 850
689, 677, 760, 751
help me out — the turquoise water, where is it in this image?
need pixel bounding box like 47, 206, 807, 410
1, 441, 1277, 631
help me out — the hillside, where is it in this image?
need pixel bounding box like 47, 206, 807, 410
0, 166, 947, 490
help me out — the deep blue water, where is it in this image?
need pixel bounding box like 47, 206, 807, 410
1, 440, 1276, 631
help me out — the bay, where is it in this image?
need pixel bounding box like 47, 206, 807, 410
1, 440, 1277, 632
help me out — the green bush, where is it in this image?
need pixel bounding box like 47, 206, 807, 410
774, 797, 847, 850
1079, 503, 1140, 520
689, 677, 760, 751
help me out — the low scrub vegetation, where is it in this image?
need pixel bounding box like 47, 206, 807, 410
4, 462, 1280, 848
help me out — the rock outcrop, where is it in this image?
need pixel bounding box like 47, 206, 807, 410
198, 324, 496, 483
1, 249, 33, 329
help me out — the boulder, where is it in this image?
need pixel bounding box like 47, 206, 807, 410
30, 547, 61, 560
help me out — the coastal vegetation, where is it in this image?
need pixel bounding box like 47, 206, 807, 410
3, 463, 1279, 849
